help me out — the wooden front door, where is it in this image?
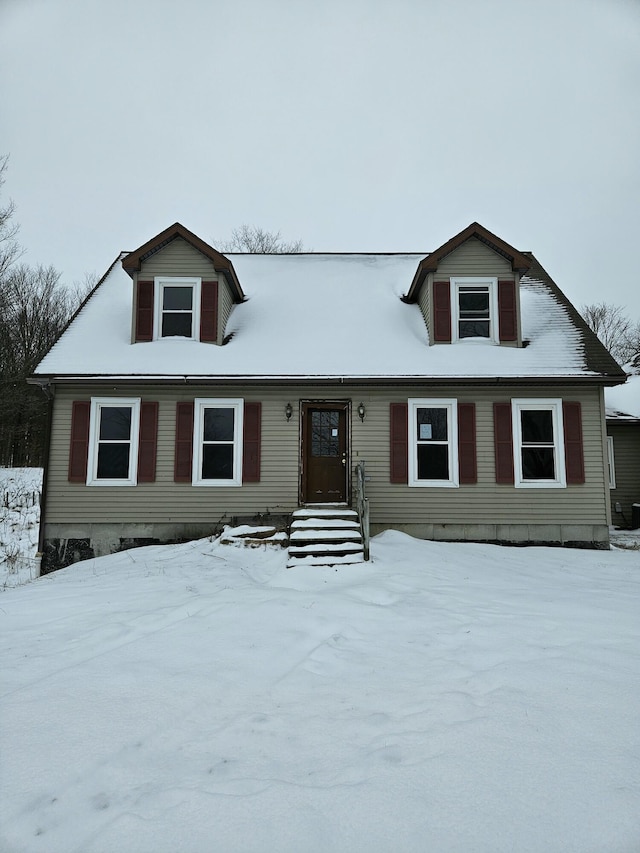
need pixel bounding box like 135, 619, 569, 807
301, 402, 348, 503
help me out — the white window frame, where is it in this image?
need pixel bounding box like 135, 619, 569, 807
512, 398, 566, 488
607, 436, 616, 490
408, 398, 459, 487
192, 398, 244, 486
153, 277, 201, 341
87, 397, 141, 486
451, 277, 499, 343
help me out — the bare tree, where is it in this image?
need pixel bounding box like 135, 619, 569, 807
580, 302, 640, 366
0, 264, 79, 465
217, 224, 306, 253
0, 155, 22, 278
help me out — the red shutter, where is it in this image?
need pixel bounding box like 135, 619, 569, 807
137, 402, 158, 483
563, 401, 585, 484
494, 402, 514, 484
242, 402, 262, 482
498, 280, 517, 342
458, 403, 477, 484
174, 402, 194, 482
68, 401, 90, 482
135, 280, 154, 342
433, 281, 451, 342
390, 403, 408, 483
200, 280, 218, 343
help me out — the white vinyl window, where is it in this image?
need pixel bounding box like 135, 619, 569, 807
192, 398, 244, 486
154, 277, 201, 340
408, 398, 459, 487
87, 398, 141, 486
512, 399, 566, 488
607, 436, 616, 489
451, 277, 499, 343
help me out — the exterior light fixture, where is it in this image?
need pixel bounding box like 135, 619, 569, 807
285, 402, 293, 421
358, 402, 366, 422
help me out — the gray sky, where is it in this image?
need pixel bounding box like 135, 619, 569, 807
2, 0, 639, 317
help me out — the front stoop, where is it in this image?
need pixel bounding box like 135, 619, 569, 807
287, 507, 365, 568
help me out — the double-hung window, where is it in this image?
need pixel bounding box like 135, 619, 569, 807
512, 399, 566, 487
192, 398, 243, 486
408, 399, 459, 487
451, 277, 498, 342
87, 398, 141, 485
154, 277, 201, 339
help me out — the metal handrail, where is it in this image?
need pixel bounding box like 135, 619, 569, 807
354, 461, 370, 561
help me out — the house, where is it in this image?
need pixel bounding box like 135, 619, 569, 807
31, 222, 627, 572
605, 361, 640, 529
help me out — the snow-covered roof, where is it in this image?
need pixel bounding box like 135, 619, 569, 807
605, 375, 640, 421
35, 252, 618, 382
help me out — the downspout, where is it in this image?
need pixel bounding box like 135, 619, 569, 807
35, 380, 55, 576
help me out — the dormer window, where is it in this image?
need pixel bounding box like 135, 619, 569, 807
451, 278, 498, 343
154, 278, 201, 340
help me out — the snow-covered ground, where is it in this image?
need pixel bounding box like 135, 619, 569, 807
0, 467, 42, 588
1, 528, 639, 853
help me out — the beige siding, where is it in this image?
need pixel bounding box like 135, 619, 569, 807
46, 384, 609, 529
608, 423, 640, 524
137, 237, 219, 278
436, 237, 513, 277
218, 279, 235, 341
416, 272, 431, 333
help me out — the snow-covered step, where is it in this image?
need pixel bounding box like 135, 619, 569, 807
290, 528, 362, 541
287, 505, 366, 568
289, 541, 364, 555
292, 507, 358, 518
291, 517, 360, 530
287, 552, 365, 568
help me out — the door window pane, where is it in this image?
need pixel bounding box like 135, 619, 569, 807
311, 411, 339, 457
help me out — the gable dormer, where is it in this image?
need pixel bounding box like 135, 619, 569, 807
405, 223, 531, 347
121, 223, 244, 345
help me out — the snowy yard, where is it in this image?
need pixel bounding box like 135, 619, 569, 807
1, 521, 639, 853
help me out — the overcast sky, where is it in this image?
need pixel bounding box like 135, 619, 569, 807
2, 0, 639, 318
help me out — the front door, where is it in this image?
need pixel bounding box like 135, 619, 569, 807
301, 402, 348, 503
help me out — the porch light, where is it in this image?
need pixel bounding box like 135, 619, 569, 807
285, 402, 293, 421
358, 402, 366, 422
